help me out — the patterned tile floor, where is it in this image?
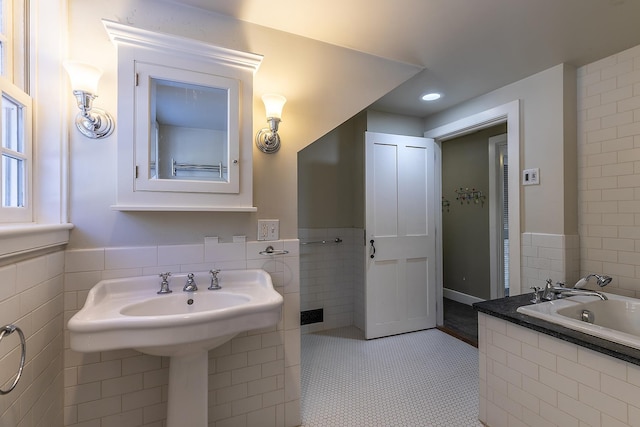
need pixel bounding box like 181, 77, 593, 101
301, 326, 483, 427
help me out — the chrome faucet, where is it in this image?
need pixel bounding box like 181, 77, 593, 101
208, 269, 222, 290
158, 272, 172, 294
183, 273, 198, 292
541, 279, 556, 301
542, 278, 607, 301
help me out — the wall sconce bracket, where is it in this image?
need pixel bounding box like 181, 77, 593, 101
72, 90, 114, 139
255, 117, 281, 153
255, 94, 286, 154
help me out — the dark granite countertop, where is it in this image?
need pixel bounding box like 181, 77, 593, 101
473, 293, 640, 366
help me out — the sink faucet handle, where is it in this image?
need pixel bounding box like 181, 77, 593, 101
530, 286, 541, 304
208, 269, 222, 290
158, 272, 172, 294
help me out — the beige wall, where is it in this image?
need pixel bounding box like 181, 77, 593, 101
298, 114, 364, 230
424, 64, 578, 236
66, 0, 422, 248
442, 125, 506, 299
365, 110, 426, 137
578, 43, 640, 295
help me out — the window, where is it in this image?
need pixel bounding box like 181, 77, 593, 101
0, 0, 31, 223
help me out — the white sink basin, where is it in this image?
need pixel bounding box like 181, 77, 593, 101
68, 268, 283, 427
68, 269, 283, 357
120, 292, 250, 316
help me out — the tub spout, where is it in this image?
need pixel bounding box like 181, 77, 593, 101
550, 288, 608, 301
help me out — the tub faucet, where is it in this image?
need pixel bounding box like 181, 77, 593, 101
183, 273, 198, 292
574, 273, 612, 289
542, 279, 607, 301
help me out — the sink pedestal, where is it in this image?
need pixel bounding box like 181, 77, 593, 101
158, 332, 238, 427
167, 351, 208, 426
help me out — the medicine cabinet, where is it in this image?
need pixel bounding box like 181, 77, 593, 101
103, 20, 263, 211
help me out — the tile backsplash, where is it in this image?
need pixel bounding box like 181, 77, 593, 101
0, 250, 65, 426
578, 43, 640, 296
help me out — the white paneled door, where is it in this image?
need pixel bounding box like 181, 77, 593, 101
365, 132, 436, 339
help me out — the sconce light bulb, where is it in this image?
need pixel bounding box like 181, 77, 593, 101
63, 60, 103, 94
261, 94, 286, 120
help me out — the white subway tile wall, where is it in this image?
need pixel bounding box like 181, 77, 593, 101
479, 312, 640, 426
63, 240, 300, 427
578, 44, 640, 296
298, 228, 364, 334
521, 232, 579, 290
0, 250, 66, 426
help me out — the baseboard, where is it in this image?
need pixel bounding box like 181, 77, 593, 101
443, 288, 485, 306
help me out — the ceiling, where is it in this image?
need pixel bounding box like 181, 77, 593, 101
169, 0, 640, 118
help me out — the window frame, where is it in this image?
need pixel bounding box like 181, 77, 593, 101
0, 0, 31, 224
0, 75, 32, 222
0, 0, 71, 262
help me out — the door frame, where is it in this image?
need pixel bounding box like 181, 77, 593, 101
488, 133, 508, 300
424, 100, 521, 326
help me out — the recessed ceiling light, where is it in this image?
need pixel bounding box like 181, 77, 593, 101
421, 93, 441, 101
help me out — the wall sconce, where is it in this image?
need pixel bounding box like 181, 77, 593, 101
63, 60, 115, 139
255, 94, 286, 154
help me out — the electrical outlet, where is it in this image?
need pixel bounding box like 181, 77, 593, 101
257, 219, 279, 241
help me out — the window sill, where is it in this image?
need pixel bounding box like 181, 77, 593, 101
0, 223, 74, 260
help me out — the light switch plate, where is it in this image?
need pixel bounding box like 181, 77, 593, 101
257, 219, 279, 241
522, 168, 540, 185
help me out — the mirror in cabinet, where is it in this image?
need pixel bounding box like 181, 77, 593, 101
136, 62, 239, 194
151, 79, 230, 182
104, 19, 262, 211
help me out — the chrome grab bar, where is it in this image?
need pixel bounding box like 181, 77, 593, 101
259, 245, 289, 256
300, 237, 343, 245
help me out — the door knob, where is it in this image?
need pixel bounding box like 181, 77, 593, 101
370, 239, 376, 259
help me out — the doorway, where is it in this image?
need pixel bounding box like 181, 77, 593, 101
438, 126, 507, 345
424, 100, 521, 326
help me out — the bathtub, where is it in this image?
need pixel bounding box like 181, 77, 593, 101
516, 292, 640, 350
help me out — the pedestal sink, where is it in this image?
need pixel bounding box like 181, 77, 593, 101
67, 269, 283, 426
